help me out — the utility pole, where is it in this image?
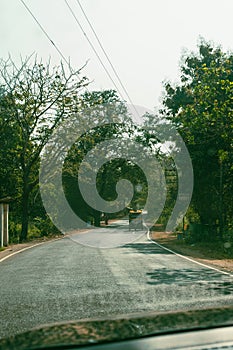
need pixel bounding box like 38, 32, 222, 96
0, 198, 11, 247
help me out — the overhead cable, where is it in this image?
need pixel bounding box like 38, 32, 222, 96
64, 0, 127, 102
19, 0, 89, 93
20, 0, 70, 66
76, 0, 140, 117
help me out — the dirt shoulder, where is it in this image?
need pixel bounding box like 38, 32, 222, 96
150, 231, 233, 273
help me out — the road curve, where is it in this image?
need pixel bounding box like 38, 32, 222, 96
0, 220, 233, 339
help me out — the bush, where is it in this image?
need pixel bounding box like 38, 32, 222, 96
9, 221, 21, 243
8, 215, 61, 244
27, 223, 41, 239
185, 223, 219, 243
33, 216, 61, 237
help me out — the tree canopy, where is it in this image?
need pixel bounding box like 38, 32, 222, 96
0, 56, 88, 241
162, 39, 233, 239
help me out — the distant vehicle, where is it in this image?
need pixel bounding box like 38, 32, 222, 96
128, 209, 143, 231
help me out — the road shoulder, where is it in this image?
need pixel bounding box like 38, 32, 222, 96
0, 226, 94, 262
0, 235, 63, 262
150, 231, 233, 273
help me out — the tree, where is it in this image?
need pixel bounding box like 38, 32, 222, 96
63, 101, 172, 229
162, 39, 233, 239
0, 56, 88, 241
62, 90, 136, 227
0, 89, 20, 199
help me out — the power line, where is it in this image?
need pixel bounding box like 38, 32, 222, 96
19, 0, 70, 66
64, 0, 127, 102
19, 0, 140, 118
76, 0, 140, 116
19, 0, 90, 96
65, 0, 141, 119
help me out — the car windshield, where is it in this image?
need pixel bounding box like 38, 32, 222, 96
0, 0, 233, 348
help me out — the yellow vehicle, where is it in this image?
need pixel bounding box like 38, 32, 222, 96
128, 209, 143, 231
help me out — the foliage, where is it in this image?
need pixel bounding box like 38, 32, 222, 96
162, 39, 233, 239
0, 56, 88, 241
62, 90, 142, 226
62, 92, 175, 228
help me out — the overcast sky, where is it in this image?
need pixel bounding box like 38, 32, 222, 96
2, 0, 233, 112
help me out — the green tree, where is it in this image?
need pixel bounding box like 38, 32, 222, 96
0, 89, 20, 199
62, 90, 136, 227
63, 102, 172, 229
0, 56, 88, 241
162, 39, 233, 239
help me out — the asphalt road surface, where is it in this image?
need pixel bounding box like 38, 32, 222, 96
1, 220, 233, 339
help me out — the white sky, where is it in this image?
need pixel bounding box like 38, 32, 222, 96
2, 0, 233, 112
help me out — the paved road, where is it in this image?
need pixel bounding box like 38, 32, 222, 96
0, 220, 233, 339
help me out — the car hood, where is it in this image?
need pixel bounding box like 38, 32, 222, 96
1, 305, 233, 350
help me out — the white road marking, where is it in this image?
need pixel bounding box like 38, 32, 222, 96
0, 237, 63, 263
147, 230, 233, 278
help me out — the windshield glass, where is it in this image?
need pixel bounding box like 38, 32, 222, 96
0, 0, 233, 347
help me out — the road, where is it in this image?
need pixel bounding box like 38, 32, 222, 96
0, 220, 233, 339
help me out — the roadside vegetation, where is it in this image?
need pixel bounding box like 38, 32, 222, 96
160, 38, 233, 255
152, 229, 233, 258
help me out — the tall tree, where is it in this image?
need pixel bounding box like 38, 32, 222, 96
162, 39, 233, 238
0, 56, 88, 241
62, 90, 135, 227
63, 98, 169, 228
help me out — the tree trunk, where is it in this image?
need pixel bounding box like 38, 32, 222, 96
219, 160, 223, 240
20, 183, 30, 242
94, 213, 101, 227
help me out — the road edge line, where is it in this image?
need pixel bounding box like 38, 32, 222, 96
0, 237, 63, 263
147, 230, 233, 278
0, 229, 95, 262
